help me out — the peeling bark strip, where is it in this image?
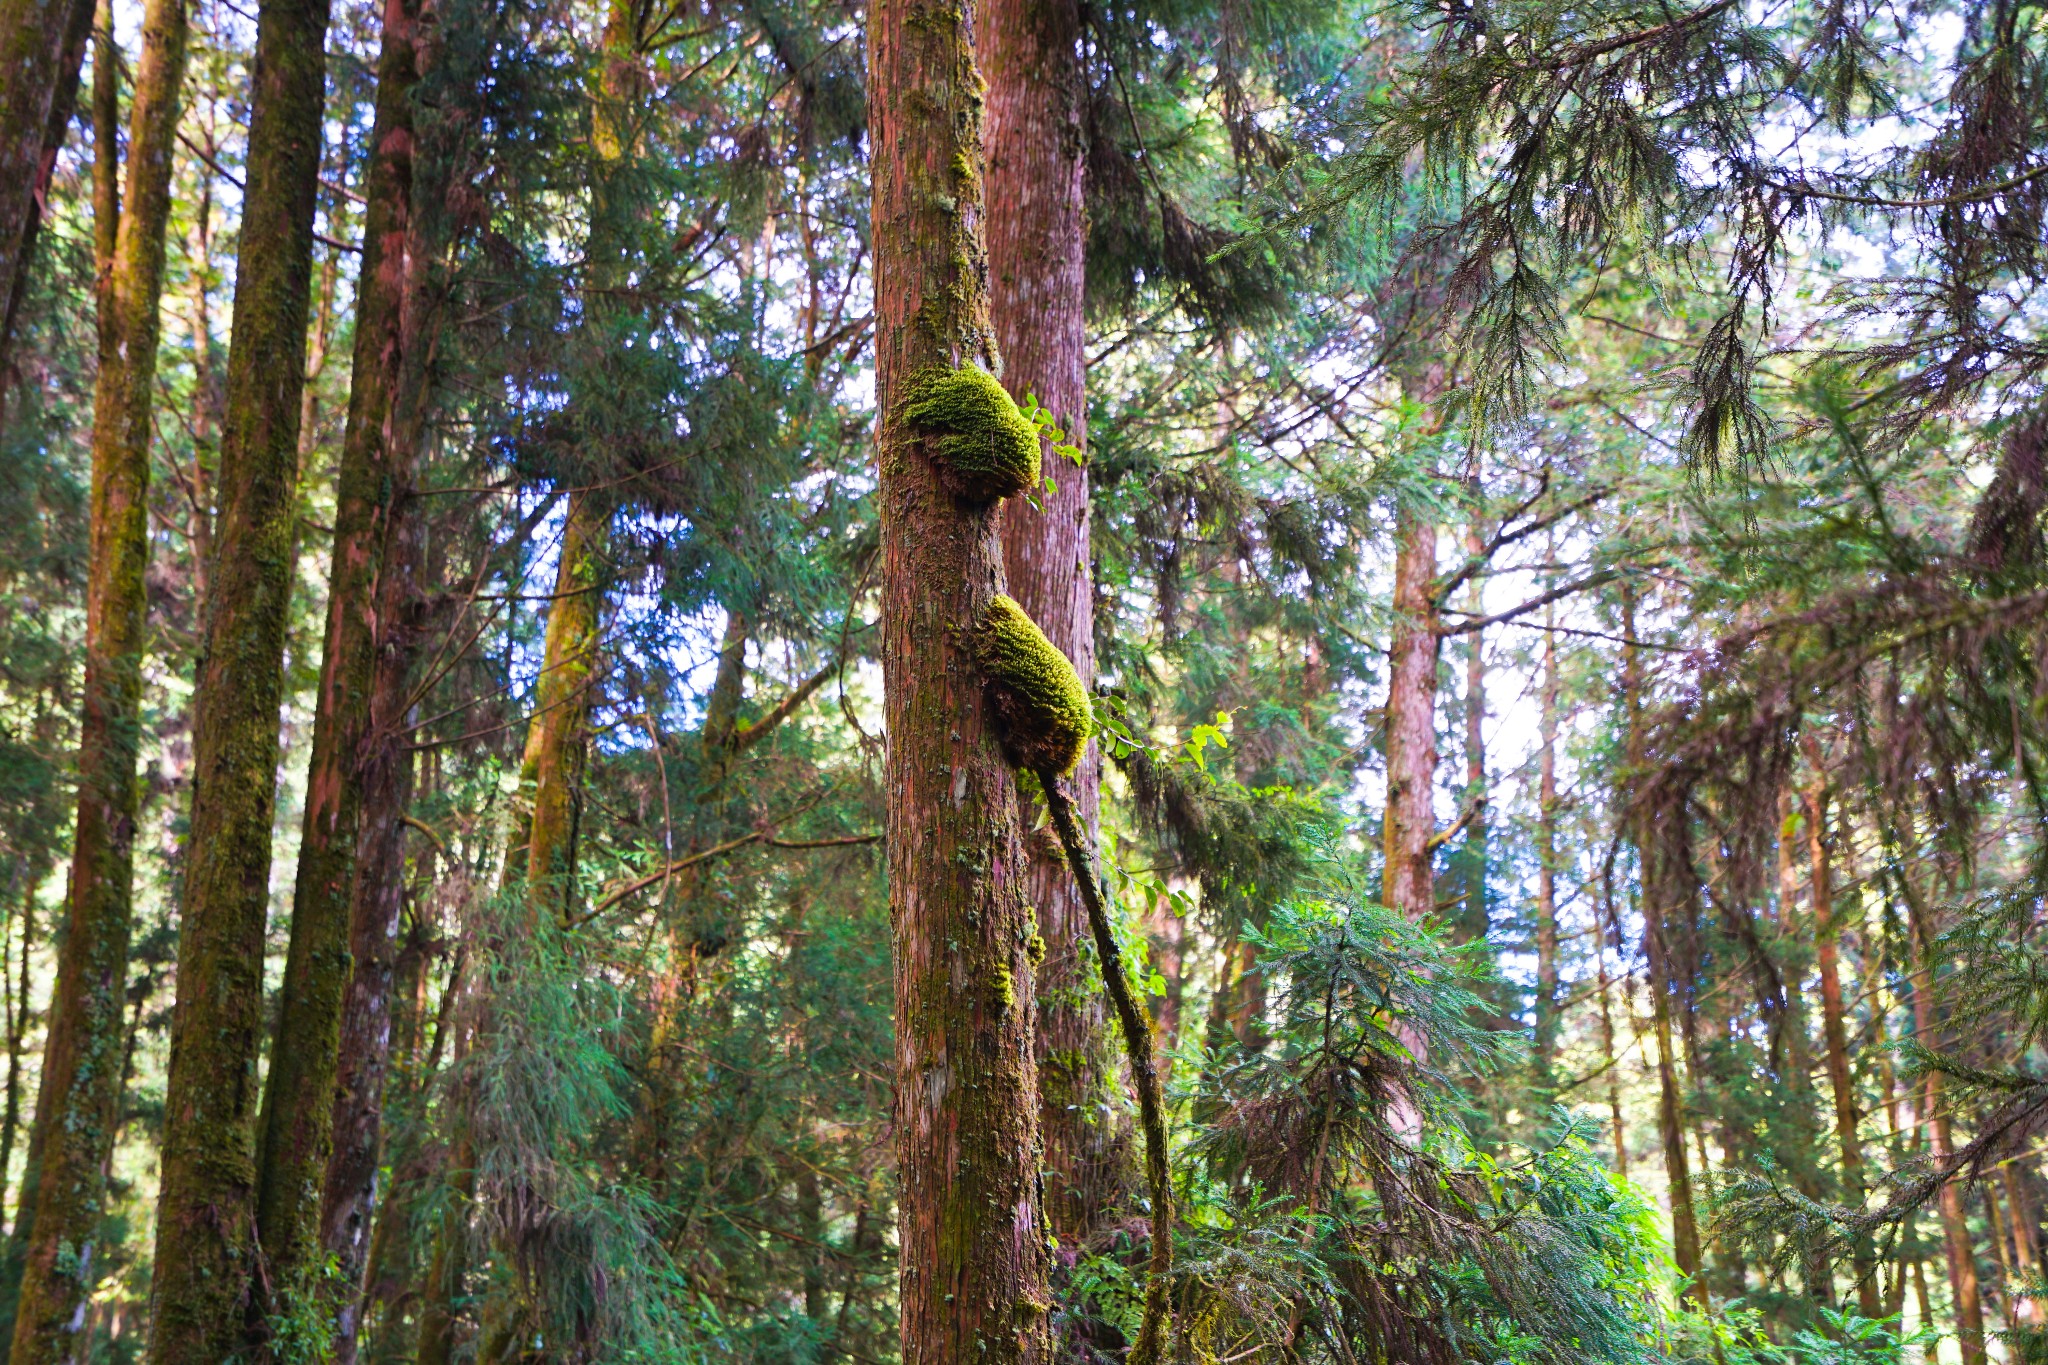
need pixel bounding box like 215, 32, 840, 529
258, 0, 437, 1338
0, 0, 93, 376
868, 0, 1052, 1351
975, 0, 1126, 1257
145, 0, 332, 1354
4, 0, 187, 1356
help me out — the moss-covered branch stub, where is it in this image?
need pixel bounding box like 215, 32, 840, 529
902, 365, 1041, 503
976, 594, 1090, 776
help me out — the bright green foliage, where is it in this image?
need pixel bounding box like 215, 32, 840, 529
901, 366, 1041, 503
976, 594, 1092, 776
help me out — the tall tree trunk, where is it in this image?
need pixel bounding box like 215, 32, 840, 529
1460, 520, 1486, 944
521, 493, 606, 903
1622, 585, 1706, 1310
0, 0, 93, 378
145, 0, 331, 1352
1905, 872, 1986, 1363
1800, 776, 1880, 1318
4, 0, 185, 1354
1533, 599, 1560, 1081
1594, 923, 1627, 1180
0, 875, 34, 1234
1382, 501, 1438, 925
870, 0, 1052, 1351
256, 0, 434, 1325
976, 0, 1117, 1261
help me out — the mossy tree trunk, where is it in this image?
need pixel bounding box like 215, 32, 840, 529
0, 0, 93, 377
255, 0, 436, 1336
3, 0, 186, 1355
976, 0, 1124, 1265
870, 0, 1052, 1353
144, 0, 332, 1353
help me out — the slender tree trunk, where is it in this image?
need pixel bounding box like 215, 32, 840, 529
5, 0, 185, 1355
145, 0, 332, 1352
870, 0, 1051, 1351
0, 0, 93, 377
522, 493, 606, 904
1799, 776, 1880, 1317
1905, 877, 1986, 1363
256, 0, 434, 1327
1594, 894, 1627, 1181
1533, 599, 1560, 1081
1461, 523, 1487, 945
976, 0, 1117, 1261
0, 867, 42, 1236
1622, 586, 1706, 1310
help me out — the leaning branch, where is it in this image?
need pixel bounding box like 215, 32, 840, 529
1041, 774, 1173, 1365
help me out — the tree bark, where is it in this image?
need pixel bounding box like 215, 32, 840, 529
145, 0, 331, 1352
1382, 501, 1438, 925
1533, 599, 1559, 1081
977, 0, 1118, 1261
256, 0, 434, 1327
0, 0, 93, 378
1800, 776, 1880, 1318
5, 0, 185, 1354
870, 0, 1052, 1352
1622, 585, 1706, 1310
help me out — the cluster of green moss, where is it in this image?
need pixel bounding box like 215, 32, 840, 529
976, 595, 1091, 776
901, 365, 1041, 503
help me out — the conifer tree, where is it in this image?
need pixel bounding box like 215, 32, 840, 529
870, 0, 1054, 1353
145, 0, 332, 1351
3, 0, 186, 1355
0, 0, 93, 376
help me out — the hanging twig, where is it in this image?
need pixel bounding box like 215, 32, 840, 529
1040, 773, 1173, 1365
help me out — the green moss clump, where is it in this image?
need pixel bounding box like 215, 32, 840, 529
902, 366, 1041, 503
976, 595, 1091, 776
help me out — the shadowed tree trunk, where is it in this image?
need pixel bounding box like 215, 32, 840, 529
1533, 598, 1560, 1081
3, 0, 186, 1355
145, 0, 332, 1352
1800, 773, 1881, 1318
1623, 585, 1707, 1311
0, 0, 93, 378
255, 0, 437, 1338
977, 0, 1122, 1263
870, 0, 1052, 1350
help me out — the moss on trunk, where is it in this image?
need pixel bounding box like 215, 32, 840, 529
4, 0, 187, 1356
870, 0, 1053, 1351
0, 0, 93, 376
144, 0, 332, 1354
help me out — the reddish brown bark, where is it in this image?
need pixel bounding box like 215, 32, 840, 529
1800, 775, 1881, 1318
871, 0, 1052, 1352
1382, 502, 1438, 925
977, 0, 1120, 1259
0, 0, 94, 376
1906, 881, 1986, 1361
258, 0, 436, 1341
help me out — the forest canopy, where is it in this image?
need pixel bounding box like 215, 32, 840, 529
0, 0, 2042, 1358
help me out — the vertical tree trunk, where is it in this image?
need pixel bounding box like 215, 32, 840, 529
976, 0, 1118, 1260
1906, 878, 1986, 1363
0, 875, 33, 1231
1800, 776, 1880, 1317
0, 0, 94, 377
870, 0, 1052, 1351
1382, 502, 1438, 925
145, 0, 331, 1353
521, 493, 607, 903
256, 0, 433, 1324
1460, 521, 1486, 944
1622, 586, 1707, 1310
1533, 599, 1559, 1081
4, 0, 185, 1355
1594, 925, 1627, 1180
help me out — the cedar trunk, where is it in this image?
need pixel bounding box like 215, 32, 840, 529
0, 0, 93, 374
256, 0, 431, 1318
1907, 885, 1986, 1362
870, 0, 1052, 1352
146, 0, 331, 1353
1382, 504, 1438, 925
1622, 587, 1707, 1308
4, 0, 185, 1355
1801, 780, 1881, 1317
977, 0, 1119, 1256
1533, 602, 1559, 1078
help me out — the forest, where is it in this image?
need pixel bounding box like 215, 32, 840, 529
0, 0, 2042, 1354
